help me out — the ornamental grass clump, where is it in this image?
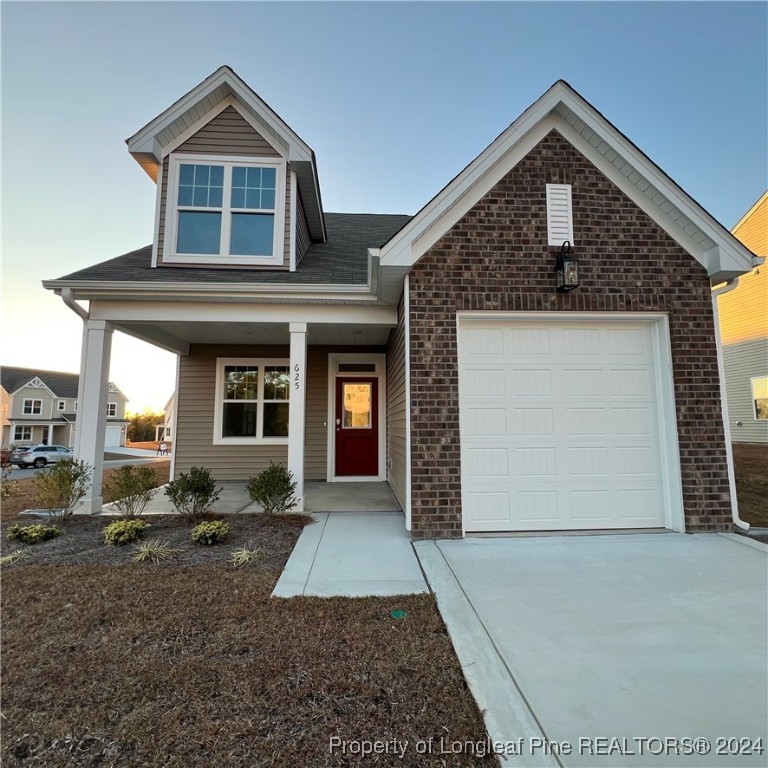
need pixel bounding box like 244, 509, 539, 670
132, 538, 182, 564
191, 520, 230, 546
230, 543, 266, 567
103, 519, 150, 546
246, 462, 297, 515
103, 465, 158, 518
33, 459, 92, 517
164, 466, 221, 519
6, 523, 62, 545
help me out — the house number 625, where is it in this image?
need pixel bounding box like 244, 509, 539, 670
294, 363, 300, 390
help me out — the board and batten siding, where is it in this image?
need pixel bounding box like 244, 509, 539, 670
386, 295, 407, 508
723, 339, 768, 444
175, 344, 331, 480
156, 105, 291, 268
296, 190, 312, 265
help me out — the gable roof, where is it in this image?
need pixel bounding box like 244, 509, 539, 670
732, 190, 768, 257
378, 80, 756, 283
126, 65, 326, 241
44, 213, 411, 299
1, 367, 80, 398
0, 366, 126, 401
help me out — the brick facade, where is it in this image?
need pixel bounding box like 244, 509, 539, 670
408, 130, 731, 539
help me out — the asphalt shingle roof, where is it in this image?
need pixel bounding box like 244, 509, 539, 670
56, 213, 412, 286
1, 367, 80, 398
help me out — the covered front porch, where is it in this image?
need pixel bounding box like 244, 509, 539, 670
102, 480, 402, 516
70, 299, 406, 518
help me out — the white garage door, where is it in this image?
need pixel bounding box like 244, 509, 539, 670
459, 318, 668, 532
104, 425, 122, 448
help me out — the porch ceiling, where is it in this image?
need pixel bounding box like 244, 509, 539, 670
113, 320, 391, 351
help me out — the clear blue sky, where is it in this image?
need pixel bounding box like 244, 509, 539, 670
2, 1, 766, 412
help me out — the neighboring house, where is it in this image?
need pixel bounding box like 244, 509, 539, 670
43, 66, 756, 535
716, 191, 768, 443
155, 393, 176, 442
0, 367, 129, 450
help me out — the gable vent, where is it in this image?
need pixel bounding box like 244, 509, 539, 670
546, 184, 574, 246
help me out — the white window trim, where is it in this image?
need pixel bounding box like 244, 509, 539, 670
23, 398, 43, 415
107, 402, 117, 417
14, 425, 32, 441
751, 375, 768, 421
164, 153, 286, 266
57, 400, 66, 411
213, 357, 290, 445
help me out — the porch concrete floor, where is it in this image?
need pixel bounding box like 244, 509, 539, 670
100, 480, 401, 516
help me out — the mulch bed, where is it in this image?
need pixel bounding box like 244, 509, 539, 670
1, 514, 498, 767
733, 442, 768, 528
0, 513, 308, 569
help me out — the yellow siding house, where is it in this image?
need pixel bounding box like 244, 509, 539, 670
717, 191, 768, 442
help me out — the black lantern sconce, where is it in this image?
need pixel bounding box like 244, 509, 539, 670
555, 241, 579, 292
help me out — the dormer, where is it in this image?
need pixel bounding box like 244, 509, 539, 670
126, 66, 325, 271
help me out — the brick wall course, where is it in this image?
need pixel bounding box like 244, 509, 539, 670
407, 130, 731, 539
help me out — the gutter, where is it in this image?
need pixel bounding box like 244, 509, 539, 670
711, 279, 749, 531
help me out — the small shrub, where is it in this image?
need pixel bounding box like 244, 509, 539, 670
1, 465, 16, 501
246, 462, 297, 514
34, 459, 92, 517
6, 523, 62, 545
104, 519, 150, 546
132, 538, 182, 564
103, 465, 158, 518
165, 466, 221, 519
191, 520, 230, 546
0, 549, 30, 566
230, 543, 266, 567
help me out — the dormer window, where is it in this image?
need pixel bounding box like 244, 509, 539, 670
165, 154, 285, 266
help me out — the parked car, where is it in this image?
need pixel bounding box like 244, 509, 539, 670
12, 445, 74, 469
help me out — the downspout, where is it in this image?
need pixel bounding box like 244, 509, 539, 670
61, 287, 88, 321
711, 278, 749, 531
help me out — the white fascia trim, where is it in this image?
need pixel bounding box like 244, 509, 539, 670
379, 86, 567, 267
160, 97, 287, 160
559, 93, 755, 275
128, 67, 312, 163
44, 280, 377, 303
88, 301, 397, 327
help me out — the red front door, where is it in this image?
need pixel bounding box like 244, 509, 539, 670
335, 378, 379, 476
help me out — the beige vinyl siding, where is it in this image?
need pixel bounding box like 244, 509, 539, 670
386, 294, 407, 508
305, 348, 328, 480
723, 339, 768, 444
175, 106, 280, 157
157, 105, 290, 268
11, 387, 54, 419
175, 344, 328, 480
718, 268, 768, 346
296, 190, 311, 265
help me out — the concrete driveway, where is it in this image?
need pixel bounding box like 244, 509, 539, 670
415, 533, 768, 767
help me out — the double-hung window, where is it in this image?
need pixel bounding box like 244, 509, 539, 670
214, 358, 290, 444
23, 399, 42, 415
14, 426, 32, 441
167, 154, 285, 265
107, 403, 117, 417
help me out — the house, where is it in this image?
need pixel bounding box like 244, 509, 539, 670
716, 191, 768, 444
155, 393, 175, 442
43, 66, 757, 536
0, 366, 129, 450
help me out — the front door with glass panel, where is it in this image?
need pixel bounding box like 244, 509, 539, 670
335, 378, 379, 476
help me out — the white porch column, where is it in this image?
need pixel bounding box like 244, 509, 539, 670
46, 424, 54, 445
76, 320, 113, 514
288, 322, 307, 512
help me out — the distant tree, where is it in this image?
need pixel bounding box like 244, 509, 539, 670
127, 410, 165, 442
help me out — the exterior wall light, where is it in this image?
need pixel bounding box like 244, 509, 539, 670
556, 240, 579, 292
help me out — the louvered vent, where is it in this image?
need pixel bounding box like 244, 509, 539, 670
546, 183, 574, 246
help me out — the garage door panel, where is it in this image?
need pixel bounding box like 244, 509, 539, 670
460, 318, 668, 532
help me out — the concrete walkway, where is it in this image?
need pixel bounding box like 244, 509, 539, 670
272, 511, 428, 597
415, 533, 768, 767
